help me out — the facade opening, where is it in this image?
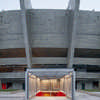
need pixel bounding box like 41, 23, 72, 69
25, 69, 75, 100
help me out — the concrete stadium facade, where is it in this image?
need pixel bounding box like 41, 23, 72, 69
0, 0, 100, 90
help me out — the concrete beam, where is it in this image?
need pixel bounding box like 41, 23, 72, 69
0, 72, 25, 79
1, 57, 100, 65
76, 72, 100, 79
67, 0, 80, 68
0, 72, 100, 79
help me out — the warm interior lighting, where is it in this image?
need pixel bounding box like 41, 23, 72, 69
36, 91, 66, 96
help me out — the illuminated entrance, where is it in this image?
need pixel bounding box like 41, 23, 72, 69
25, 69, 75, 100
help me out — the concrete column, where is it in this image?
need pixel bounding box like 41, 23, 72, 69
67, 0, 80, 68
20, 0, 32, 9
72, 71, 75, 100
20, 0, 32, 68
25, 72, 29, 100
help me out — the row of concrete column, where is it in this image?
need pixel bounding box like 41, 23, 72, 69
19, 0, 81, 68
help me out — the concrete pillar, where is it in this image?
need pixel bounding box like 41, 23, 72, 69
20, 0, 32, 9
67, 0, 80, 68
20, 0, 32, 68
72, 72, 75, 100
25, 72, 29, 100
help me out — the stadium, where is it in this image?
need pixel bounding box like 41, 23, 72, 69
0, 0, 100, 94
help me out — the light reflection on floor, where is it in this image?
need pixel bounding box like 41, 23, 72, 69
36, 91, 66, 96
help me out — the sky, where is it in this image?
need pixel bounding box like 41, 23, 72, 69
0, 0, 100, 11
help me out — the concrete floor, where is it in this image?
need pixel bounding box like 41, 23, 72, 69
0, 92, 100, 100
31, 97, 68, 100
76, 92, 100, 100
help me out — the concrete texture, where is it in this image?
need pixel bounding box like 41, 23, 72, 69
0, 0, 100, 93
12, 82, 23, 90
2, 57, 100, 65
1, 10, 100, 49
0, 92, 25, 100
76, 92, 100, 100
31, 97, 69, 100
0, 92, 100, 100
77, 80, 93, 90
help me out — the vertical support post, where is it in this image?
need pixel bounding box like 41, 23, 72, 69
64, 76, 66, 94
35, 77, 37, 95
20, 0, 32, 68
67, 0, 80, 68
25, 71, 29, 100
20, 0, 32, 9
72, 71, 75, 100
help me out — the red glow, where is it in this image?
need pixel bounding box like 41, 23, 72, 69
36, 91, 66, 96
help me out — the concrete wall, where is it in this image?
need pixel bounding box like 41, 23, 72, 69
99, 81, 100, 89
12, 82, 23, 89
0, 80, 24, 90
29, 77, 36, 97
36, 78, 40, 91
0, 10, 100, 49
40, 79, 60, 91
85, 81, 93, 89
60, 78, 64, 91
76, 80, 99, 90
40, 80, 50, 91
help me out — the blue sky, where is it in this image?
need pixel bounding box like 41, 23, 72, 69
0, 0, 100, 11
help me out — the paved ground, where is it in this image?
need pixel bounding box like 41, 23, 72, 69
0, 92, 100, 100
76, 92, 100, 100
31, 97, 69, 100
